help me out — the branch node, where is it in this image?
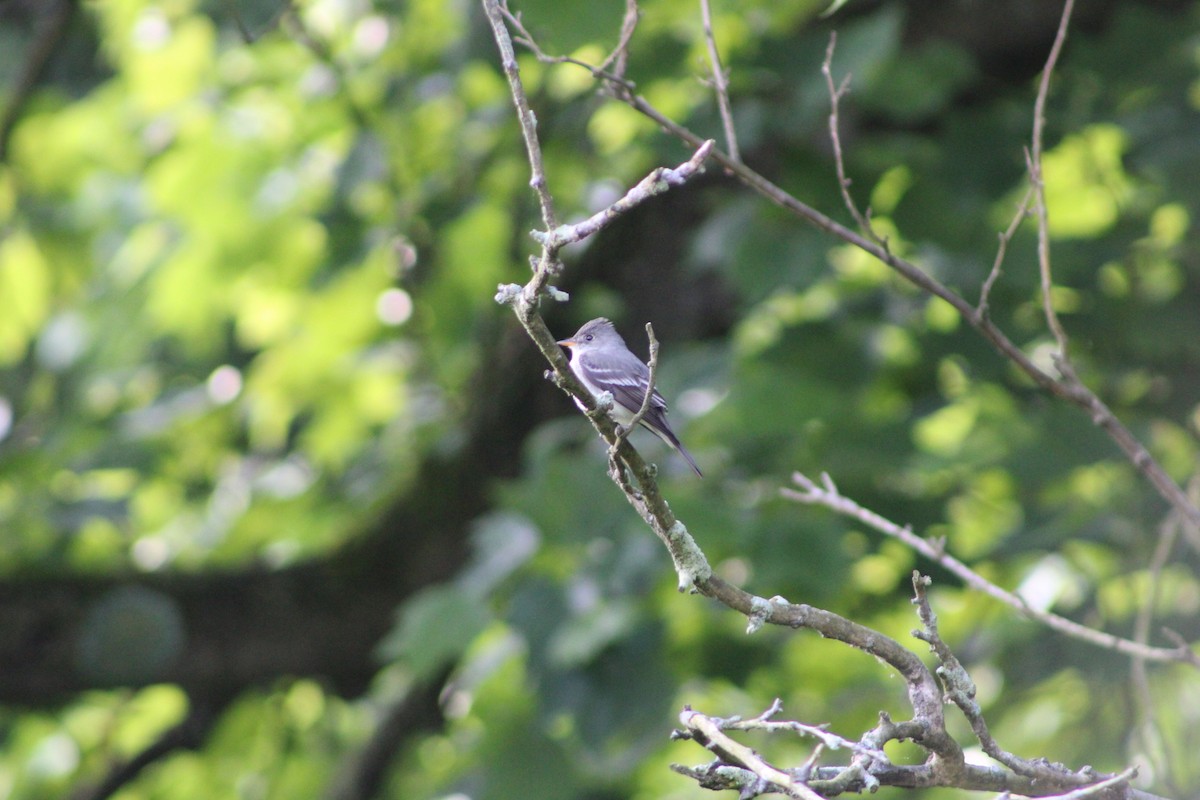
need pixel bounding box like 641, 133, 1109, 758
746, 595, 773, 634
494, 283, 523, 305
588, 391, 615, 418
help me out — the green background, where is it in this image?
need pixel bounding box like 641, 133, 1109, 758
0, 0, 1198, 797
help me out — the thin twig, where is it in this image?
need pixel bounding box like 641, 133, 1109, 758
1129, 508, 1184, 791
671, 690, 1151, 798
697, 699, 889, 764
822, 34, 880, 243
612, 323, 659, 455
486, 0, 561, 299
1037, 767, 1140, 800
1030, 0, 1077, 359
783, 471, 1199, 666
979, 185, 1035, 318
597, 0, 640, 78
678, 707, 830, 800
502, 0, 637, 88
699, 0, 740, 162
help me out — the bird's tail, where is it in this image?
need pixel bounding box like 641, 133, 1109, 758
653, 422, 703, 477
673, 440, 703, 478
639, 410, 703, 477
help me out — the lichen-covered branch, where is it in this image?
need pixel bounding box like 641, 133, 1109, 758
670, 579, 1155, 799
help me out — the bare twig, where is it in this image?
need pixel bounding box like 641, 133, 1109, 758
822, 33, 880, 242
671, 685, 1156, 798
784, 471, 1199, 666
611, 323, 659, 457
979, 186, 1035, 317
699, 0, 740, 162
1029, 0, 1077, 359
678, 707, 827, 800
598, 0, 641, 79
1129, 508, 1184, 791
690, 698, 890, 764
671, 759, 1144, 798
486, 0, 560, 293
1038, 767, 1140, 800
501, 0, 637, 88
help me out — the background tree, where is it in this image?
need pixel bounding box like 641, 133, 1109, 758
0, 0, 1197, 798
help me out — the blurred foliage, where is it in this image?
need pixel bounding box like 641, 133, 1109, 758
1, 0, 1200, 798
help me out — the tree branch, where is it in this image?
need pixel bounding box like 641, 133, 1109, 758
528, 142, 715, 252
1030, 0, 1076, 359
485, 0, 717, 592
699, 0, 739, 163
485, 0, 561, 296
484, 3, 968, 771
911, 572, 1113, 786
678, 706, 826, 800
505, 5, 1200, 540
598, 0, 640, 77
822, 33, 880, 243
783, 471, 1199, 666
979, 185, 1035, 318
670, 579, 1161, 799
486, 3, 1184, 797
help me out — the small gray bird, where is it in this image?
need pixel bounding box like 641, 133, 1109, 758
557, 318, 702, 477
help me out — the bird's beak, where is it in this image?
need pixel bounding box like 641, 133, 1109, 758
556, 338, 575, 348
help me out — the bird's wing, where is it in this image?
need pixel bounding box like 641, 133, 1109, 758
579, 348, 667, 414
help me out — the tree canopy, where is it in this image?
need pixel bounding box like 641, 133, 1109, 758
1, 0, 1198, 798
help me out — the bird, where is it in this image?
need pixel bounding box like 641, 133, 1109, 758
556, 318, 702, 477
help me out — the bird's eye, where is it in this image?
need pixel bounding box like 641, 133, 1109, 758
584, 334, 593, 342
